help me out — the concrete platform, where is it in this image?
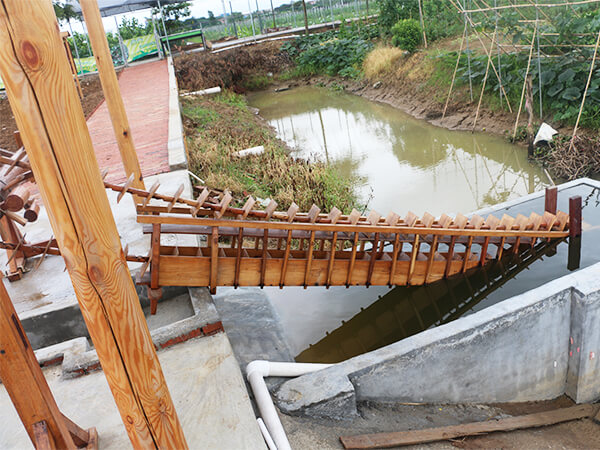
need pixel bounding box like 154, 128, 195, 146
0, 334, 266, 449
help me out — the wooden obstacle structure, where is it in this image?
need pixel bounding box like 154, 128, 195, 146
102, 180, 575, 315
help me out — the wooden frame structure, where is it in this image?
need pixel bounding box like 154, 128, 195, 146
0, 1, 187, 447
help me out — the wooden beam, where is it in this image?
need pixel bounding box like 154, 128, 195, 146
79, 0, 145, 198
340, 404, 595, 449
0, 1, 187, 447
0, 278, 76, 449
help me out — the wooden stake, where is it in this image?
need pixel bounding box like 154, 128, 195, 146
79, 0, 145, 200
0, 1, 187, 447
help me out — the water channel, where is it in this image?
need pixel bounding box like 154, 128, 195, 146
247, 86, 599, 363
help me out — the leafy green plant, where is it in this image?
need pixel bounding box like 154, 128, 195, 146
391, 19, 422, 53
282, 25, 375, 78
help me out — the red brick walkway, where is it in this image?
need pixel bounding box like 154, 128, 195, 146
87, 59, 170, 184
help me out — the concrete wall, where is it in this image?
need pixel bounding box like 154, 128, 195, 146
275, 263, 600, 418
275, 179, 600, 419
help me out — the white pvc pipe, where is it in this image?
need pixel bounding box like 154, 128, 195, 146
236, 145, 265, 157
180, 86, 222, 97
247, 360, 332, 450
257, 418, 277, 450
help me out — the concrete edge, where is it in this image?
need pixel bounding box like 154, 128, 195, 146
27, 287, 224, 380
275, 260, 600, 417
166, 56, 187, 171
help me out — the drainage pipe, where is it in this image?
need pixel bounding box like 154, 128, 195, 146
246, 360, 332, 450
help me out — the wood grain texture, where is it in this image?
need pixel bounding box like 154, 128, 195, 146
0, 1, 186, 448
79, 0, 145, 196
0, 278, 76, 449
340, 404, 595, 449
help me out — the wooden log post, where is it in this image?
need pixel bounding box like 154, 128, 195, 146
0, 1, 187, 448
569, 196, 582, 239
0, 276, 97, 449
545, 186, 557, 214
79, 0, 145, 199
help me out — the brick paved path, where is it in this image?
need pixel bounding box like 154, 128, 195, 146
87, 59, 170, 184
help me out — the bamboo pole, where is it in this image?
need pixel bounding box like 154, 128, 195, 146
0, 1, 187, 448
442, 24, 467, 118
568, 30, 600, 152
417, 0, 428, 48
79, 0, 145, 199
512, 25, 538, 139
472, 30, 497, 131
449, 0, 512, 111
463, 0, 600, 13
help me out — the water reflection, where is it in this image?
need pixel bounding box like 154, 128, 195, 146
296, 239, 564, 363
248, 87, 548, 215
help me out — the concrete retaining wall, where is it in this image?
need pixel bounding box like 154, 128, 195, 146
275, 179, 600, 419
275, 263, 600, 418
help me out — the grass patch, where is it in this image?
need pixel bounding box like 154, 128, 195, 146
363, 46, 404, 80
182, 91, 358, 212
242, 74, 271, 91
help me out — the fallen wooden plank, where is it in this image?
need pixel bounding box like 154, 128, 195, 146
340, 404, 595, 449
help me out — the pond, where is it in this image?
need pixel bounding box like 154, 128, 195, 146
248, 86, 548, 216
247, 87, 598, 363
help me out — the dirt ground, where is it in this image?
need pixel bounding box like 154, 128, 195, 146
0, 73, 105, 151
282, 397, 600, 449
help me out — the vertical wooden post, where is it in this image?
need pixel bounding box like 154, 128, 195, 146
0, 1, 187, 448
79, 0, 145, 196
0, 277, 97, 449
545, 186, 557, 214
0, 278, 75, 449
569, 196, 582, 239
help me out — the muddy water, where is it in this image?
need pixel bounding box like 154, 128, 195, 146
248, 86, 548, 216
246, 87, 589, 362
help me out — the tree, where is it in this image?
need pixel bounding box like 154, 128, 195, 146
152, 1, 191, 33
207, 11, 219, 26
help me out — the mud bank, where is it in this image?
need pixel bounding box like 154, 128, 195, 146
271, 75, 521, 139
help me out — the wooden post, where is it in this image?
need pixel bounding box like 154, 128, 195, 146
545, 186, 557, 214
569, 196, 582, 239
79, 0, 145, 197
0, 1, 187, 448
0, 277, 97, 449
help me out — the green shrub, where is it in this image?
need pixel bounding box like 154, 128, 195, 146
391, 19, 422, 53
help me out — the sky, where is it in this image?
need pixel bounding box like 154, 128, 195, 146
63, 0, 297, 34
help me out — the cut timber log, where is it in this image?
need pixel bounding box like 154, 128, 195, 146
79, 0, 144, 200
0, 1, 187, 447
340, 404, 596, 449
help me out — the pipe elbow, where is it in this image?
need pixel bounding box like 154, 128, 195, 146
246, 360, 270, 379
